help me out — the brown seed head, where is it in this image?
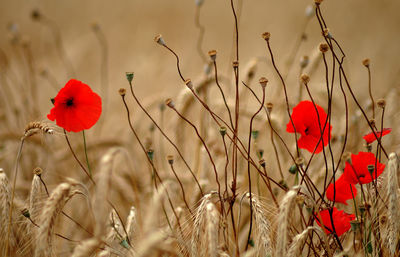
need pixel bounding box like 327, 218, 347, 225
91, 22, 100, 31
377, 99, 386, 109
185, 79, 193, 89
300, 55, 309, 68
262, 32, 271, 41
31, 9, 41, 21
266, 102, 273, 113
259, 77, 268, 88
165, 98, 174, 108
362, 58, 370, 67
369, 119, 376, 127
300, 74, 310, 84
167, 155, 174, 165
322, 28, 332, 38
154, 34, 165, 46
118, 88, 126, 96
259, 159, 266, 168
314, 0, 323, 5
295, 157, 305, 166
232, 60, 239, 68
208, 50, 217, 61
319, 43, 329, 53
21, 208, 30, 218
33, 167, 43, 176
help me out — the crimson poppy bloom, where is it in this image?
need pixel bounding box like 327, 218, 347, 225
286, 101, 332, 153
343, 152, 385, 184
363, 128, 392, 144
326, 174, 356, 205
315, 207, 355, 236
47, 79, 102, 132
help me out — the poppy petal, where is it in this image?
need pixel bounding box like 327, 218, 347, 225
315, 207, 355, 237
47, 79, 102, 132
326, 175, 357, 205
363, 128, 392, 144
286, 101, 331, 154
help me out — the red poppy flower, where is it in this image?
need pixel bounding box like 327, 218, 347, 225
315, 207, 355, 236
47, 79, 102, 132
343, 152, 385, 184
363, 128, 392, 144
326, 174, 356, 205
286, 101, 332, 154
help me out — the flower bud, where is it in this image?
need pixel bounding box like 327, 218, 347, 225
377, 99, 386, 109
300, 74, 310, 84
167, 155, 174, 165
21, 208, 30, 218
118, 88, 126, 96
314, 0, 323, 5
154, 34, 165, 46
266, 102, 273, 113
33, 167, 43, 176
319, 43, 329, 53
208, 50, 217, 61
185, 79, 194, 90
232, 60, 239, 68
219, 126, 227, 136
362, 58, 370, 67
259, 77, 268, 88
300, 55, 309, 68
126, 72, 134, 83
261, 32, 271, 41
165, 98, 175, 108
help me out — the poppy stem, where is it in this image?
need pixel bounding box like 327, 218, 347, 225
63, 130, 95, 185
82, 130, 92, 177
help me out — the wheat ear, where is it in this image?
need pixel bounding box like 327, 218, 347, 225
35, 182, 73, 257
248, 193, 272, 257
191, 193, 213, 257
386, 153, 399, 256
275, 187, 299, 257
286, 226, 322, 257
71, 238, 102, 257
93, 148, 121, 236
206, 202, 219, 257
126, 206, 137, 243
0, 169, 15, 251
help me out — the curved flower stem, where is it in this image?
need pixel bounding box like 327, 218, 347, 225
82, 130, 92, 177
64, 130, 95, 185
5, 137, 24, 256
245, 85, 265, 250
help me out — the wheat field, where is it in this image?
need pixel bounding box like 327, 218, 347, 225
0, 0, 400, 256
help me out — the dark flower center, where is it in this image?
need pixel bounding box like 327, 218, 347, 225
305, 127, 309, 134
66, 98, 74, 107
